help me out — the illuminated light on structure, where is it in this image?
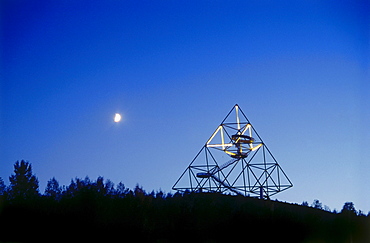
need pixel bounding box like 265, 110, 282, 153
172, 104, 293, 199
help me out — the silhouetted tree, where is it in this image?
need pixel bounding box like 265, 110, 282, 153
95, 176, 106, 195
0, 177, 6, 196
44, 177, 62, 200
301, 201, 309, 207
341, 202, 357, 216
62, 176, 120, 200
116, 181, 130, 197
104, 179, 115, 196
155, 190, 165, 199
8, 160, 39, 201
312, 199, 322, 209
64, 178, 77, 197
64, 176, 92, 197
134, 184, 146, 197
323, 205, 331, 212
357, 210, 365, 216
133, 184, 146, 206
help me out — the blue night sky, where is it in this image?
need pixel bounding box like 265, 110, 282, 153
1, 1, 369, 212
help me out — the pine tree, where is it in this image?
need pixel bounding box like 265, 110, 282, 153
0, 177, 7, 196
45, 177, 62, 200
116, 182, 130, 197
8, 160, 39, 200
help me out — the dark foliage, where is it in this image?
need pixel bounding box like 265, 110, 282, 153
8, 160, 39, 201
0, 162, 369, 242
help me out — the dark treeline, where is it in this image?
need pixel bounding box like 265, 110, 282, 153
0, 161, 369, 242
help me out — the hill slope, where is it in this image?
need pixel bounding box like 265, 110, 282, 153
1, 192, 369, 242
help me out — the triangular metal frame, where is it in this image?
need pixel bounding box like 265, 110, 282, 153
172, 104, 293, 198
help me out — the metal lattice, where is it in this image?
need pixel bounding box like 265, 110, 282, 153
172, 104, 293, 199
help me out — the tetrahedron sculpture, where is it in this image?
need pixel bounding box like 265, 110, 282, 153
172, 104, 293, 199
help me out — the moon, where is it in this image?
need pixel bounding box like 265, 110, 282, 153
114, 113, 122, 122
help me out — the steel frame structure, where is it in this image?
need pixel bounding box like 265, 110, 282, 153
172, 104, 293, 199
